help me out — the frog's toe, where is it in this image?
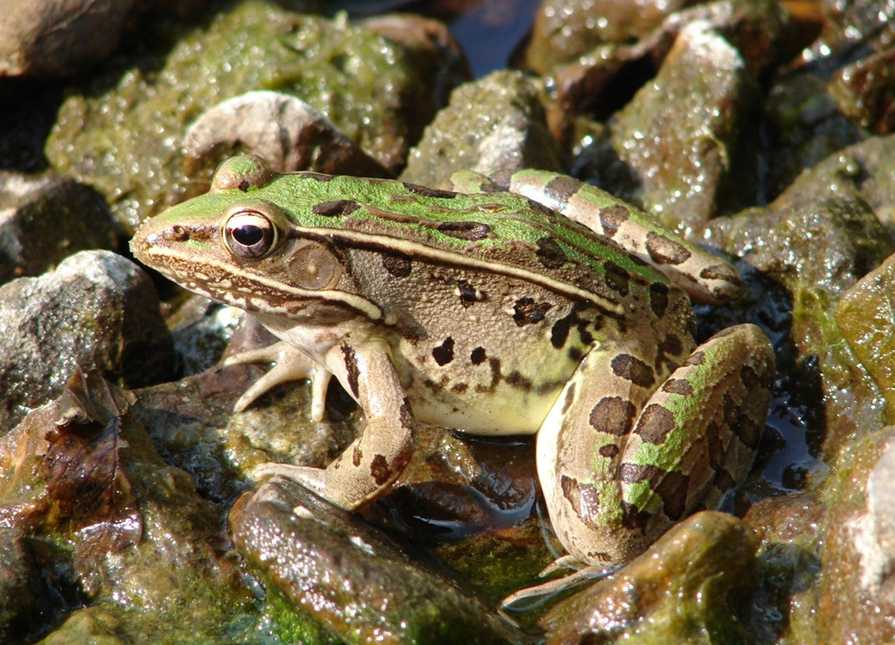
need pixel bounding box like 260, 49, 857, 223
500, 564, 614, 612
538, 554, 583, 577
251, 463, 328, 498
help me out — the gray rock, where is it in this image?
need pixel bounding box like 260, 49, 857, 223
230, 476, 522, 644
401, 70, 562, 188
0, 0, 134, 77
0, 528, 39, 641
0, 250, 172, 432
0, 172, 119, 284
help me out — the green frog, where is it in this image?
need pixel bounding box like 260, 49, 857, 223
130, 155, 773, 596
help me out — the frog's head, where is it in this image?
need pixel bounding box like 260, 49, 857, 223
130, 155, 381, 322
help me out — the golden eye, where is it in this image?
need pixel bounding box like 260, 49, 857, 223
224, 210, 276, 259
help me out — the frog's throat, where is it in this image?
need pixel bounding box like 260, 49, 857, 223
143, 246, 384, 321
289, 226, 624, 317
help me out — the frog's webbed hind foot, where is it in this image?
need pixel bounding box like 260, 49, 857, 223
224, 341, 332, 421
500, 563, 615, 612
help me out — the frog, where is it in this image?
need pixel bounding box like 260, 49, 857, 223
130, 155, 774, 599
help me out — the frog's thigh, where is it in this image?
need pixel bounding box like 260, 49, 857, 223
536, 339, 661, 567
621, 323, 774, 522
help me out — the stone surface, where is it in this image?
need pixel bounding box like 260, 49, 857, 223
0, 251, 172, 433
540, 511, 758, 643
401, 70, 562, 187
0, 0, 134, 77
608, 19, 753, 231
183, 91, 390, 179
829, 46, 895, 134
230, 476, 522, 644
0, 172, 118, 284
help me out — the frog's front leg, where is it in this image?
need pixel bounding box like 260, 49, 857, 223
224, 341, 332, 421
253, 339, 414, 510
538, 323, 774, 574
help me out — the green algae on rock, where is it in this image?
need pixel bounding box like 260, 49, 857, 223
46, 0, 460, 233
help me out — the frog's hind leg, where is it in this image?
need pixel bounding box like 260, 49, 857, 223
529, 324, 773, 603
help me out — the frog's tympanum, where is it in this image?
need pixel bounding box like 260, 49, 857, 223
131, 155, 774, 596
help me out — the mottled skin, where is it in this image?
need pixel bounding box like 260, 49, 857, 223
130, 155, 774, 594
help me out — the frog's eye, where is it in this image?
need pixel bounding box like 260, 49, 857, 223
224, 210, 277, 259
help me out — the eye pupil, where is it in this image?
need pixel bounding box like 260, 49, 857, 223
233, 224, 263, 246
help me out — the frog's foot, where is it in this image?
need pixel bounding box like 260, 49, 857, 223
224, 341, 332, 421
500, 564, 614, 612
251, 463, 329, 499
538, 554, 582, 577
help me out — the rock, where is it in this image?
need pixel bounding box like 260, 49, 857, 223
401, 70, 562, 187
183, 91, 391, 180
540, 511, 758, 643
165, 297, 243, 378
230, 476, 522, 644
523, 0, 689, 74
0, 528, 40, 641
771, 134, 895, 227
837, 252, 895, 424
0, 172, 119, 284
46, 1, 463, 232
764, 72, 866, 199
0, 0, 134, 77
0, 372, 258, 642
0, 250, 172, 433
608, 20, 754, 231
829, 47, 895, 134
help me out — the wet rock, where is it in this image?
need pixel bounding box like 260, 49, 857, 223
540, 511, 758, 643
549, 0, 784, 138
829, 47, 895, 134
230, 476, 522, 644
764, 72, 866, 198
0, 528, 40, 641
0, 372, 257, 643
166, 297, 243, 378
837, 252, 895, 423
183, 91, 390, 180
46, 1, 462, 232
131, 355, 356, 503
803, 0, 895, 65
772, 134, 895, 227
608, 20, 754, 231
523, 0, 689, 75
814, 428, 895, 642
0, 251, 172, 433
0, 172, 119, 284
0, 0, 134, 77
401, 70, 562, 187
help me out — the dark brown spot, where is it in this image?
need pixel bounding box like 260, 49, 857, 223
313, 200, 361, 217
611, 354, 655, 388
700, 263, 740, 282
599, 444, 620, 458
506, 371, 532, 390
382, 253, 412, 277
621, 502, 651, 531
635, 404, 676, 444
731, 414, 762, 449
457, 280, 480, 307
551, 311, 574, 348
544, 175, 581, 208
562, 383, 577, 413
646, 232, 692, 265
370, 454, 391, 485
437, 221, 491, 240
662, 334, 684, 358
536, 237, 567, 269
512, 297, 552, 327
604, 262, 630, 296
432, 337, 455, 366
568, 347, 583, 362
599, 205, 629, 238
618, 464, 689, 521
706, 422, 725, 468
740, 365, 759, 389
649, 283, 669, 317
686, 351, 705, 366
470, 347, 486, 365
662, 379, 694, 395
451, 382, 468, 394
341, 344, 360, 397
169, 225, 189, 241
352, 445, 362, 467
561, 475, 601, 527
403, 182, 456, 198
589, 397, 637, 435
